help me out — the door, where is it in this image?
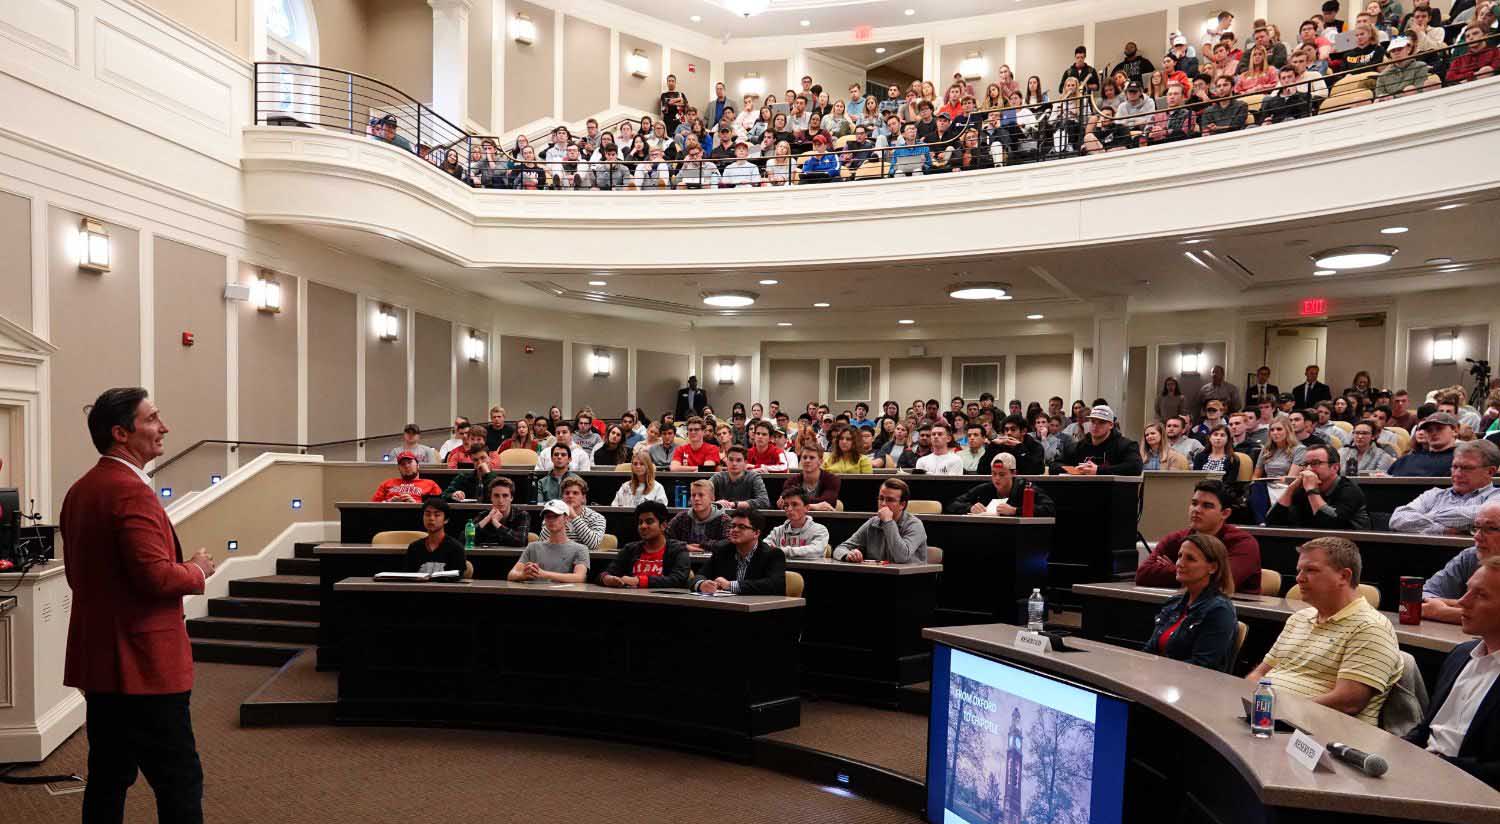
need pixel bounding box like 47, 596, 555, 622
0, 406, 14, 488
1266, 326, 1326, 392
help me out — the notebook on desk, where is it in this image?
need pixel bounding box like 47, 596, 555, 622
373, 569, 462, 582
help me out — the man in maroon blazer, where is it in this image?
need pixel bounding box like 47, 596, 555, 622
62, 387, 216, 824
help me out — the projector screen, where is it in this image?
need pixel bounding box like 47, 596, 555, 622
925, 644, 1129, 824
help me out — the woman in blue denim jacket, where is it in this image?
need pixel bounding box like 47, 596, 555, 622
1142, 532, 1240, 672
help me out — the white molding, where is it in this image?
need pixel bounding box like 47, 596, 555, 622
138, 228, 154, 398
224, 254, 239, 472
551, 8, 565, 121
561, 338, 573, 414
28, 195, 48, 340
296, 274, 308, 445
355, 294, 366, 460
493, 0, 506, 132
626, 346, 637, 409
405, 305, 416, 424
182, 519, 338, 619
878, 356, 890, 403
816, 357, 828, 405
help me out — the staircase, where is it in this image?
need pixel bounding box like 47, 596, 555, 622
188, 542, 322, 666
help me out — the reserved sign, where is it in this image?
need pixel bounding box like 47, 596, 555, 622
1013, 630, 1051, 655
1286, 729, 1328, 772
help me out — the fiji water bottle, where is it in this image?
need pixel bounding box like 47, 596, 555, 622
1027, 588, 1045, 631
1252, 679, 1275, 738
464, 519, 476, 550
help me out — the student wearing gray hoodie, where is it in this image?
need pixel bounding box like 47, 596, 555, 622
766, 489, 830, 560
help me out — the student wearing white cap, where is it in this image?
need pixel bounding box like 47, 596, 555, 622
1050, 405, 1143, 476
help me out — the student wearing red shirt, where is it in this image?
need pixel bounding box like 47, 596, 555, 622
1135, 479, 1262, 593
371, 452, 443, 502
600, 500, 691, 589
744, 420, 787, 471
670, 416, 722, 471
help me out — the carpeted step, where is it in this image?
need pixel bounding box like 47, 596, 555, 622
188, 616, 319, 645
190, 638, 304, 667
209, 596, 321, 622
228, 575, 320, 601
293, 542, 322, 559
276, 557, 321, 576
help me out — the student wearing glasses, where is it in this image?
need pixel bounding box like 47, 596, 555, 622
691, 507, 787, 595
1421, 501, 1500, 624
1265, 444, 1373, 530
1390, 441, 1500, 535
670, 415, 722, 471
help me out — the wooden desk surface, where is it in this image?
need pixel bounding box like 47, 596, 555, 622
923, 622, 1498, 823
1241, 526, 1474, 549
328, 461, 1144, 485
334, 501, 1054, 526
315, 543, 944, 575
1071, 581, 1475, 654
333, 577, 805, 613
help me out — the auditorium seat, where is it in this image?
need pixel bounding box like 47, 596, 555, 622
1286, 582, 1379, 609
1231, 621, 1249, 672
614, 463, 632, 471
1332, 421, 1353, 436
1322, 74, 1375, 112
527, 532, 539, 543
928, 546, 943, 564
372, 530, 426, 545
784, 570, 805, 598
1237, 458, 1255, 482
1380, 650, 1429, 737
1260, 569, 1283, 597
906, 500, 942, 514
599, 534, 619, 549
499, 448, 540, 467
834, 500, 845, 511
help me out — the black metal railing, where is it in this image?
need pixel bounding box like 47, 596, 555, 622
147, 425, 453, 477
252, 31, 1498, 192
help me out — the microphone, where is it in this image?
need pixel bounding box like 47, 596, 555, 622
1327, 742, 1389, 777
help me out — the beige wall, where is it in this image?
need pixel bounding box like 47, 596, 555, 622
140, 0, 251, 58
153, 238, 228, 495
801, 52, 862, 109
176, 461, 327, 567
468, 0, 493, 130
1156, 341, 1228, 408
769, 359, 819, 410
306, 282, 357, 460
724, 60, 787, 109
505, 0, 555, 130
364, 302, 409, 459
636, 349, 687, 419
1181, 0, 1255, 45
1324, 318, 1386, 396
670, 49, 711, 115
618, 33, 662, 113
413, 312, 451, 430
1015, 354, 1073, 412
939, 38, 1006, 91
828, 358, 879, 406
564, 16, 611, 123
572, 343, 628, 414
314, 0, 371, 74
890, 357, 940, 406
1017, 25, 1084, 93
237, 266, 298, 465
366, 0, 434, 103
1268, 0, 1317, 33
1407, 324, 1489, 399
0, 191, 32, 330
500, 335, 562, 415
457, 330, 489, 421
700, 355, 751, 412
952, 356, 1008, 401
48, 207, 140, 514
1095, 11, 1170, 71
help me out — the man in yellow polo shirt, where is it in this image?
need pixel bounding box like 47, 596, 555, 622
1246, 536, 1402, 725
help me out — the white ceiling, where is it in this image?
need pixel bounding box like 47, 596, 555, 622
811, 38, 925, 76
610, 0, 1063, 39
287, 190, 1500, 330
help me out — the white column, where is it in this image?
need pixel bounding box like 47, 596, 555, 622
923, 36, 938, 84
878, 356, 891, 404
749, 350, 762, 407
626, 347, 638, 408
355, 296, 367, 461
1083, 21, 1097, 67
1253, 0, 1270, 23
429, 0, 473, 125
492, 0, 506, 132
1004, 37, 1018, 74
817, 358, 830, 405
939, 356, 953, 405
1092, 309, 1130, 413
552, 9, 565, 120
561, 339, 573, 415
489, 323, 501, 406
1002, 354, 1017, 405
1165, 6, 1181, 42
296, 277, 309, 446
663, 47, 674, 93
224, 256, 239, 473
405, 307, 416, 424
609, 30, 621, 109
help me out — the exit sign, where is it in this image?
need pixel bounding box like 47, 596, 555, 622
853, 25, 873, 40
1300, 298, 1328, 316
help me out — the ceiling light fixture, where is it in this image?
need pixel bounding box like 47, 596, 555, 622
948, 282, 1011, 300
588, 280, 607, 286
758, 279, 779, 285
1425, 257, 1453, 265
904, 8, 916, 15
1313, 269, 1336, 276
1380, 226, 1409, 235
1311, 245, 1398, 270
690, 14, 702, 22
777, 322, 792, 326
812, 301, 830, 308
875, 47, 887, 54
702, 290, 758, 308
898, 319, 915, 325
800, 19, 811, 27
1026, 313, 1044, 320
1437, 203, 1463, 210
726, 0, 771, 17
510, 13, 536, 45
627, 49, 650, 79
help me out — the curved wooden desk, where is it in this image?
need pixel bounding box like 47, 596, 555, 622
1242, 526, 1473, 611
924, 623, 1498, 823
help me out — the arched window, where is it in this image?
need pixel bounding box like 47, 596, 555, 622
258, 0, 317, 64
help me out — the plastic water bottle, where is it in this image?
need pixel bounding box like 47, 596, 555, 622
463, 519, 476, 551
1027, 588, 1045, 631
1251, 679, 1275, 738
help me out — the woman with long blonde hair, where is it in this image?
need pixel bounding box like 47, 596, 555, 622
1253, 415, 1301, 480
612, 452, 667, 507
1141, 422, 1190, 471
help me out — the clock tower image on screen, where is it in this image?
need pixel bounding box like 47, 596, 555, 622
1004, 707, 1023, 824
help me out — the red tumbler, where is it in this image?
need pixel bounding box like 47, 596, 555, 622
1399, 576, 1423, 625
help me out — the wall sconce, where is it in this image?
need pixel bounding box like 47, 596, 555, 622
591, 349, 612, 377
511, 13, 535, 45
252, 273, 282, 313
1432, 331, 1457, 364
716, 359, 739, 385
959, 51, 987, 79
739, 72, 765, 97
464, 332, 485, 363
377, 306, 400, 341
78, 218, 111, 272
627, 49, 650, 79
1179, 351, 1201, 375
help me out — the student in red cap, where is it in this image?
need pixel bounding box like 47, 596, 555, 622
799, 133, 841, 183
371, 451, 444, 502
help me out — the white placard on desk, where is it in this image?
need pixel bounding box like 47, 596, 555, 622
1013, 630, 1051, 655
1287, 728, 1328, 772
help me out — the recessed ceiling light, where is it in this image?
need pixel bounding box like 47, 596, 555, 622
1380, 226, 1408, 235
905, 8, 916, 15
948, 282, 1011, 300
1026, 313, 1045, 320
1425, 257, 1453, 265
758, 279, 779, 285
776, 322, 792, 326
1311, 245, 1398, 270
588, 280, 607, 286
898, 319, 915, 325
1180, 238, 1205, 245
1313, 269, 1335, 276
1437, 203, 1463, 210
690, 14, 701, 22
812, 301, 830, 307
875, 47, 887, 54
702, 290, 758, 308
800, 19, 810, 26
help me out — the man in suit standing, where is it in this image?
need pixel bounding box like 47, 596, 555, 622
1292, 364, 1332, 408
1405, 555, 1500, 788
1245, 365, 1280, 408
62, 387, 216, 824
675, 375, 709, 421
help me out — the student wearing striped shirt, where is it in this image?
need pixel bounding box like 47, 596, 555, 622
1245, 536, 1402, 725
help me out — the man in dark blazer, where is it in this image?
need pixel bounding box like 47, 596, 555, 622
62, 387, 216, 823
1245, 365, 1280, 408
692, 507, 786, 595
1405, 556, 1500, 789
675, 375, 709, 421
1291, 364, 1332, 408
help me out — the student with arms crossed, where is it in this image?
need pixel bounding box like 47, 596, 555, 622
507, 500, 589, 583
693, 507, 787, 595
667, 479, 732, 551
833, 478, 929, 564
600, 501, 692, 589
371, 452, 443, 502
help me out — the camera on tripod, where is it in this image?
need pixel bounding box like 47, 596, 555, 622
1466, 358, 1493, 408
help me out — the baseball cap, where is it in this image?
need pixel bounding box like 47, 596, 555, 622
380, 114, 399, 126
937, 112, 952, 120
1387, 35, 1412, 50
1126, 81, 1142, 92
1277, 393, 1295, 403
541, 499, 570, 516
1086, 405, 1117, 423
813, 134, 829, 145
396, 451, 419, 463
1418, 411, 1460, 430
1171, 34, 1188, 46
